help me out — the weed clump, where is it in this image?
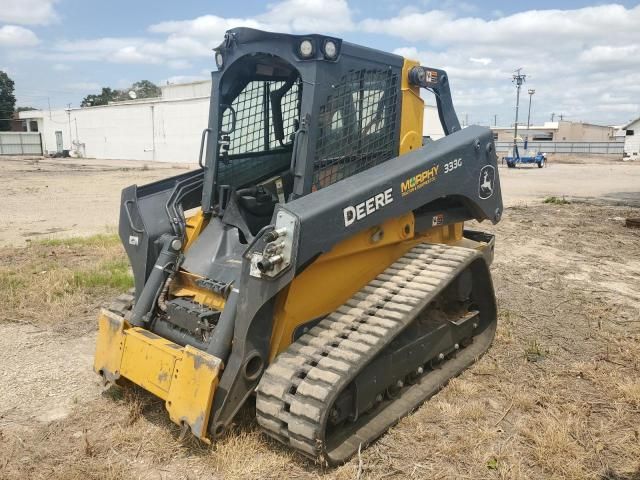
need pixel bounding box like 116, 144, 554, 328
543, 196, 571, 205
0, 233, 131, 331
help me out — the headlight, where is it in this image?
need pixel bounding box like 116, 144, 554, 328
323, 39, 338, 59
298, 39, 314, 58
215, 52, 224, 69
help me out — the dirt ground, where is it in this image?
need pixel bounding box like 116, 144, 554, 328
0, 157, 192, 247
2, 156, 639, 247
0, 155, 639, 479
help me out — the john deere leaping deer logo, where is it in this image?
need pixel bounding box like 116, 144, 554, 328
478, 165, 495, 200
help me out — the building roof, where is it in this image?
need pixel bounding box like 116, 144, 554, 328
490, 120, 618, 131
17, 110, 45, 119
622, 116, 640, 129
491, 122, 558, 131
163, 79, 210, 87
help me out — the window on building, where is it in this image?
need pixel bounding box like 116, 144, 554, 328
627, 129, 635, 136
29, 120, 38, 132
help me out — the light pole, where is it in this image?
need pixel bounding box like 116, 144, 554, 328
526, 88, 535, 148
512, 68, 526, 159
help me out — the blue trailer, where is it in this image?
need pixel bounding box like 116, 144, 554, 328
503, 146, 546, 168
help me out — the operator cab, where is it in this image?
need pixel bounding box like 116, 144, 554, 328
214, 53, 301, 236
204, 28, 404, 241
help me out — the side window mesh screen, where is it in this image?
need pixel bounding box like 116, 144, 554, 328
217, 79, 300, 187
313, 69, 399, 189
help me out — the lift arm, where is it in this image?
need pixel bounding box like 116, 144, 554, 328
408, 66, 461, 136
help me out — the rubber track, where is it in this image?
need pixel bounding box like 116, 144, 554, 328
255, 243, 480, 464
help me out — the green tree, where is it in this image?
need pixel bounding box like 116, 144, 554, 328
81, 87, 121, 107
0, 70, 16, 131
131, 80, 161, 99
80, 81, 161, 107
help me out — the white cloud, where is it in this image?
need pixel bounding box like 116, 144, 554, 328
111, 46, 162, 64
257, 0, 354, 32
360, 4, 640, 48
49, 0, 353, 66
379, 4, 640, 125
52, 35, 212, 65
149, 0, 353, 38
578, 45, 640, 69
470, 57, 492, 66
52, 63, 70, 71
0, 0, 59, 25
0, 25, 39, 47
14, 1, 640, 125
149, 15, 265, 39
392, 46, 419, 59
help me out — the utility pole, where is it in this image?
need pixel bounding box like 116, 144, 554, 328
65, 103, 72, 149
526, 88, 535, 148
559, 114, 564, 121
551, 112, 555, 122
493, 114, 497, 127
512, 68, 526, 158
150, 105, 156, 162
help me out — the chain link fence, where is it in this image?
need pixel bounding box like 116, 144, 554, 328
495, 140, 624, 156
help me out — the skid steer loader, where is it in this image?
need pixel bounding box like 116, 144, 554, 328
94, 27, 502, 465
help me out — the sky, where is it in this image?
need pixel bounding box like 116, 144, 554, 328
1, 0, 639, 127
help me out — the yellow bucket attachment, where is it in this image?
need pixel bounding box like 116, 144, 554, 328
94, 309, 222, 443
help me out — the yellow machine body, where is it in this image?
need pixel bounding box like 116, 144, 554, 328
268, 59, 465, 359
94, 310, 221, 442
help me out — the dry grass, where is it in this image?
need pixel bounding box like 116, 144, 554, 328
0, 233, 132, 334
1, 204, 640, 479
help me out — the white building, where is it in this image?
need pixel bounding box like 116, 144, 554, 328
19, 79, 443, 163
19, 80, 212, 163
622, 117, 640, 159
491, 121, 618, 144
423, 104, 444, 140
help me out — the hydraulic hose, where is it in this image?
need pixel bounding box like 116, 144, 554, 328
129, 235, 181, 327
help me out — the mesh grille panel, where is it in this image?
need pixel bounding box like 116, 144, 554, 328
217, 79, 300, 187
223, 81, 265, 155
313, 69, 399, 189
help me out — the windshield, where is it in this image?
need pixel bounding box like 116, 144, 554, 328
215, 62, 301, 189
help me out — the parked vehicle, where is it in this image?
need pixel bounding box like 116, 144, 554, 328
503, 147, 547, 168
